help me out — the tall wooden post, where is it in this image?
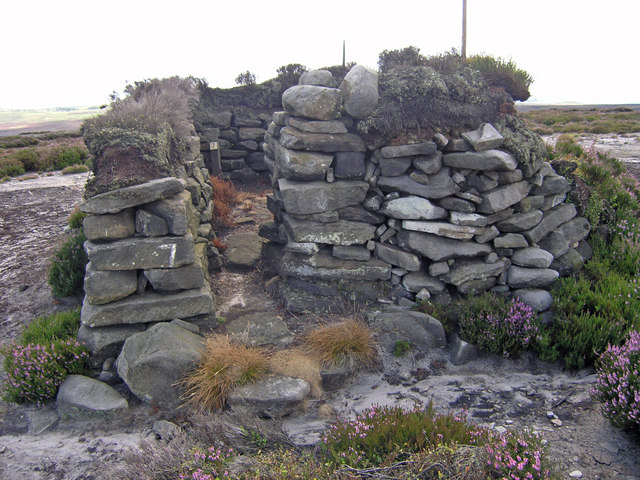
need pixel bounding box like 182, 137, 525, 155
462, 0, 467, 59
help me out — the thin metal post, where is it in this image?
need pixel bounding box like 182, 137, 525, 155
462, 0, 467, 59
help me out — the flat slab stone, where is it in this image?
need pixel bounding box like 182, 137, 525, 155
496, 210, 543, 232
332, 245, 371, 261
80, 177, 185, 214
379, 196, 447, 220
299, 69, 333, 87
441, 259, 507, 286
117, 322, 205, 409
381, 142, 437, 158
333, 152, 366, 179
57, 375, 128, 418
273, 141, 333, 181
81, 284, 213, 327
279, 127, 366, 152
524, 203, 577, 244
402, 271, 446, 293
444, 149, 516, 171
477, 181, 531, 214
449, 212, 488, 227
85, 234, 195, 270
511, 247, 554, 268
397, 230, 492, 262
282, 85, 342, 121
460, 123, 504, 151
402, 221, 485, 240
226, 312, 294, 349
379, 156, 413, 176
228, 376, 310, 418
374, 243, 421, 271
278, 178, 369, 215
287, 116, 347, 134
136, 209, 169, 237
84, 265, 137, 305
377, 174, 457, 199
507, 266, 559, 288
83, 210, 135, 241
371, 310, 446, 350
226, 233, 263, 268
413, 152, 442, 174
283, 215, 375, 246
280, 251, 391, 281
144, 263, 205, 291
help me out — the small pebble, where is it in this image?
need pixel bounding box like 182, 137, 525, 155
546, 411, 555, 418
494, 426, 507, 434
551, 418, 563, 427
569, 471, 583, 478
505, 420, 513, 425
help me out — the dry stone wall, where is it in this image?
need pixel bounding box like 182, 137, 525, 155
198, 108, 271, 181
77, 137, 219, 366
259, 66, 591, 312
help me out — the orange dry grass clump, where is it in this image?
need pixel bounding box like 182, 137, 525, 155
181, 335, 270, 411
304, 318, 377, 368
210, 175, 238, 227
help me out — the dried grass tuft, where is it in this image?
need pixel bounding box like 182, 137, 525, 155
181, 335, 270, 411
304, 318, 377, 368
210, 175, 238, 228
269, 349, 322, 397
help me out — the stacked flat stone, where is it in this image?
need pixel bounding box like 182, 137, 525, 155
78, 139, 216, 364
259, 66, 590, 312
198, 109, 270, 181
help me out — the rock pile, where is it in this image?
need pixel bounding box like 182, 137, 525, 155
260, 66, 591, 312
198, 109, 271, 181
77, 139, 219, 407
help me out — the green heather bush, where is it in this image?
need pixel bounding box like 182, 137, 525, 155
22, 308, 81, 345
1, 339, 89, 405
47, 233, 88, 298
591, 330, 640, 431
538, 232, 640, 369
11, 148, 40, 171
67, 208, 86, 229
0, 135, 39, 148
320, 403, 554, 479
48, 145, 89, 170
467, 54, 533, 101
555, 134, 584, 157
61, 164, 90, 175
0, 157, 25, 177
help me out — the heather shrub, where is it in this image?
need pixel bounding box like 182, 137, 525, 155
320, 403, 554, 479
178, 446, 236, 480
1, 338, 90, 405
61, 164, 90, 175
67, 207, 86, 229
591, 330, 640, 431
0, 157, 25, 177
235, 70, 256, 86
0, 135, 39, 148
11, 148, 40, 171
22, 308, 81, 345
539, 233, 640, 369
47, 233, 88, 298
467, 54, 533, 101
554, 134, 584, 157
457, 292, 539, 357
48, 145, 89, 170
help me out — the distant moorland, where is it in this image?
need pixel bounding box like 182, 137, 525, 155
0, 106, 101, 136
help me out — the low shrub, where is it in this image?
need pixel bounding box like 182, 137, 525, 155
460, 295, 538, 357
591, 330, 640, 431
0, 175, 10, 183
554, 134, 584, 157
467, 54, 533, 101
393, 340, 411, 357
0, 135, 39, 148
181, 335, 270, 411
47, 145, 89, 170
11, 148, 40, 171
0, 157, 25, 177
539, 233, 640, 369
22, 308, 81, 345
178, 446, 236, 480
304, 318, 376, 367
1, 338, 90, 405
67, 208, 86, 229
47, 233, 88, 298
320, 403, 554, 479
61, 164, 90, 175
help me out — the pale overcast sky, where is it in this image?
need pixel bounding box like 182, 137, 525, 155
1, 0, 638, 109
